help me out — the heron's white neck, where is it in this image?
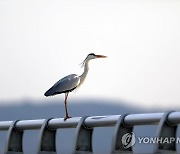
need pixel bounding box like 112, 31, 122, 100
79, 60, 89, 85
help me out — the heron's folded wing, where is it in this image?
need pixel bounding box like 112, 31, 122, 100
44, 74, 80, 96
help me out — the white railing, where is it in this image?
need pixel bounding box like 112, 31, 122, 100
0, 111, 180, 153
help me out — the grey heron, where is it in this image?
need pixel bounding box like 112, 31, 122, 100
44, 53, 107, 120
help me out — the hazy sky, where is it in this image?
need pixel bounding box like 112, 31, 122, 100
0, 0, 180, 108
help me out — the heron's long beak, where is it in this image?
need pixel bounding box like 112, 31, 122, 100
95, 55, 107, 58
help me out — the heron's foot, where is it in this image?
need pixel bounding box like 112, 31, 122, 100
64, 115, 72, 121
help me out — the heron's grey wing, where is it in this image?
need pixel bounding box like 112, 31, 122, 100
44, 74, 80, 96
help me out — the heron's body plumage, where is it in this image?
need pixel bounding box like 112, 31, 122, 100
44, 74, 80, 96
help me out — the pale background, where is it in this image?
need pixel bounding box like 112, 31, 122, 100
0, 0, 180, 109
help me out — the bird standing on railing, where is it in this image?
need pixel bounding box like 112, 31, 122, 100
44, 53, 107, 120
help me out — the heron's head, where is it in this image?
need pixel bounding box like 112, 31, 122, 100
80, 53, 107, 66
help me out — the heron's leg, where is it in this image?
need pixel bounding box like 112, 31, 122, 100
64, 92, 71, 121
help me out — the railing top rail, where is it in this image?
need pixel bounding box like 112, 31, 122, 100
0, 111, 180, 131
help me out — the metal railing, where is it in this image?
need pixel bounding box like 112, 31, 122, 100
0, 111, 180, 153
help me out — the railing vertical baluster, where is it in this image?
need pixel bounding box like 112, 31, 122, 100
153, 111, 177, 153
4, 120, 24, 154
37, 118, 57, 154
73, 116, 93, 154
111, 114, 134, 154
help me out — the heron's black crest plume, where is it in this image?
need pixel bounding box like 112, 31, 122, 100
88, 53, 96, 56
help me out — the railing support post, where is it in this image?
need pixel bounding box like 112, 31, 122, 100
73, 116, 93, 154
111, 114, 134, 153
37, 118, 57, 154
5, 120, 24, 154
153, 111, 177, 153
